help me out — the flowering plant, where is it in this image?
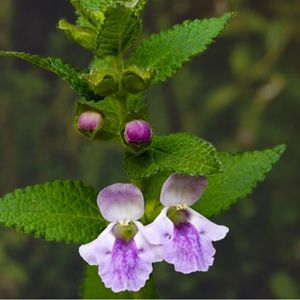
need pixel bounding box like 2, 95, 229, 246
0, 0, 285, 298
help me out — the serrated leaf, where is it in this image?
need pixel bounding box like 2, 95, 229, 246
0, 180, 106, 243
193, 145, 286, 217
82, 266, 158, 299
125, 133, 222, 180
95, 6, 141, 57
71, 0, 105, 27
0, 51, 99, 99
129, 12, 234, 83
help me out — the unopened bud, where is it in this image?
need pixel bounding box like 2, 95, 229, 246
124, 120, 152, 145
78, 111, 103, 131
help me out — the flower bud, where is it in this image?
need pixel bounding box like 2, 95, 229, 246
78, 111, 103, 131
124, 120, 152, 145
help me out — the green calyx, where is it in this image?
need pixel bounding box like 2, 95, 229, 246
113, 222, 138, 242
167, 206, 190, 226
122, 65, 154, 94
75, 97, 123, 141
84, 57, 154, 97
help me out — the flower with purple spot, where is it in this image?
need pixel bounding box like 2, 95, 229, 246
143, 174, 229, 274
79, 183, 161, 293
78, 111, 103, 131
124, 120, 152, 145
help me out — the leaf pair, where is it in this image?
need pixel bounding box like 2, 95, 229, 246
0, 145, 285, 244
0, 12, 234, 100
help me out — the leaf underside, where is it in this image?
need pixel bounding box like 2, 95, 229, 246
0, 180, 105, 244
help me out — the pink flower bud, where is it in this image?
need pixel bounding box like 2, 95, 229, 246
124, 120, 152, 145
78, 111, 103, 131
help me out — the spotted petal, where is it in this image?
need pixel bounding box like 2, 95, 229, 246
98, 183, 144, 222
160, 174, 208, 207
79, 223, 115, 266
135, 221, 164, 262
142, 208, 174, 245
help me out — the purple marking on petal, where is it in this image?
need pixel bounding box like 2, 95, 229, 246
98, 183, 144, 222
160, 174, 208, 207
98, 238, 153, 292
142, 208, 173, 245
135, 221, 164, 262
164, 222, 216, 274
188, 208, 229, 241
78, 111, 102, 131
124, 120, 152, 144
79, 223, 115, 266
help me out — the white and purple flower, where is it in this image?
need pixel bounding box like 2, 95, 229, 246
79, 183, 161, 293
143, 174, 229, 274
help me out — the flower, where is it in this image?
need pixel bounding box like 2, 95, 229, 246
79, 183, 161, 293
143, 174, 229, 274
124, 120, 152, 145
78, 111, 102, 131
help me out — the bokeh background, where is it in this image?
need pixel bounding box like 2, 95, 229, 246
0, 0, 299, 298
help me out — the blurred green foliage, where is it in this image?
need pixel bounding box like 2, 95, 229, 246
0, 0, 299, 298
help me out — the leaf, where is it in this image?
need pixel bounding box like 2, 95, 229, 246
58, 19, 95, 50
129, 12, 234, 83
125, 133, 222, 180
193, 145, 286, 217
0, 51, 99, 99
0, 180, 106, 243
95, 6, 141, 57
71, 0, 105, 27
82, 266, 158, 299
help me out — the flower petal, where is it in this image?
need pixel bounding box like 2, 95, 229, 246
188, 208, 229, 241
98, 183, 144, 222
98, 237, 153, 292
135, 221, 164, 262
79, 223, 115, 265
142, 208, 174, 245
164, 222, 216, 273
160, 174, 208, 207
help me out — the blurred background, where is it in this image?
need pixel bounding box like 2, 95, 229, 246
0, 0, 299, 298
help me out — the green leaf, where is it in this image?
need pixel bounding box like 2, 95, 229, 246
71, 0, 105, 27
193, 145, 286, 217
129, 12, 234, 83
58, 19, 95, 50
125, 133, 222, 180
95, 6, 141, 57
0, 51, 99, 99
0, 180, 105, 243
82, 266, 158, 299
